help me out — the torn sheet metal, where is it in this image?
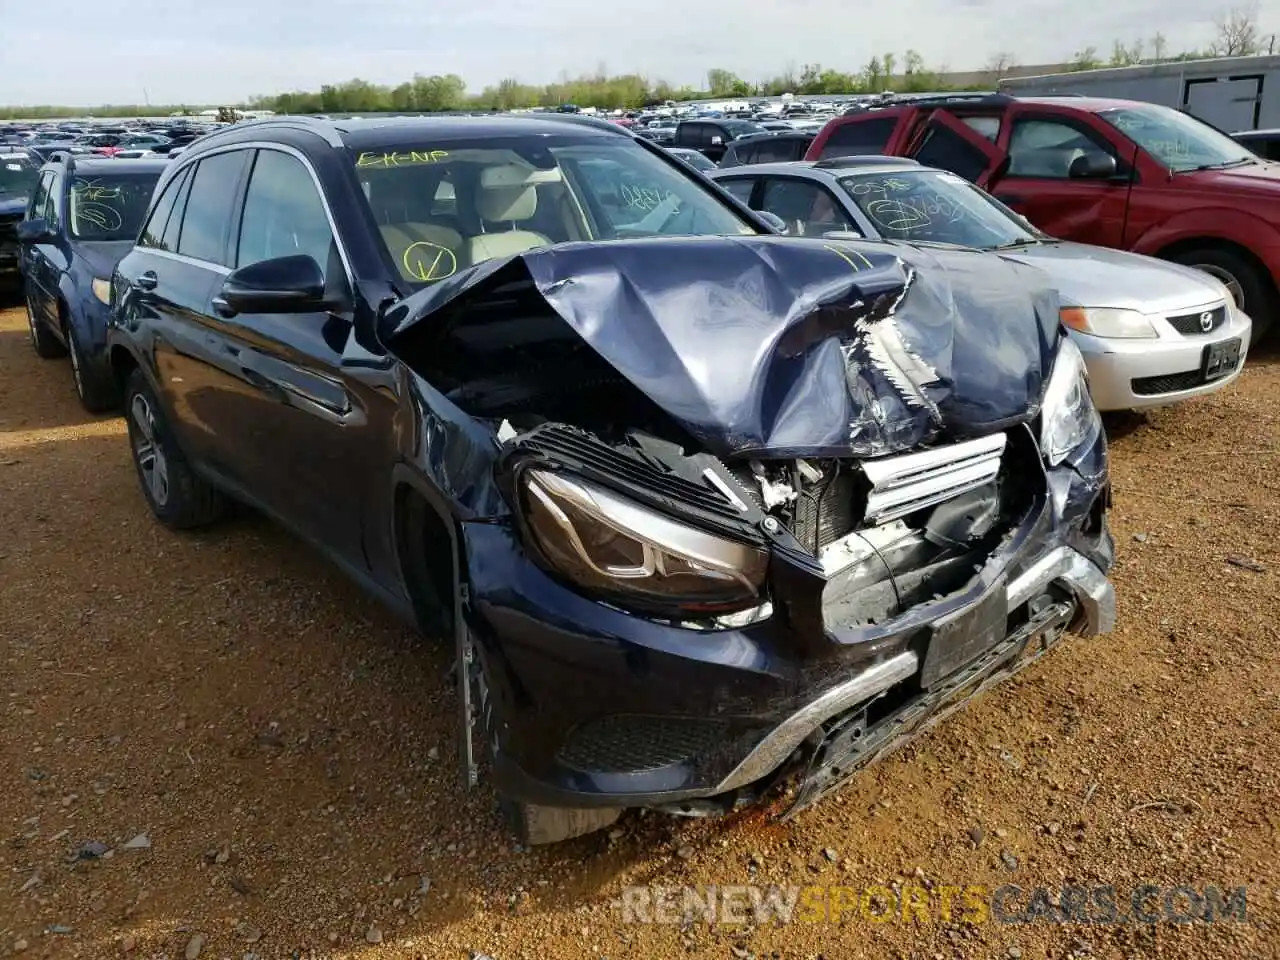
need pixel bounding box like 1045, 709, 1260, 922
383, 236, 1061, 459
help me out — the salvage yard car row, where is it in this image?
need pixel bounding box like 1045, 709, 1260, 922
2, 105, 1260, 845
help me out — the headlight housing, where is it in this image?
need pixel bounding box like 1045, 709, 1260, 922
91, 277, 111, 305
1040, 337, 1102, 467
520, 469, 768, 614
1059, 306, 1157, 339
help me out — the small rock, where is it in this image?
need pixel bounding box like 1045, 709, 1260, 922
121, 833, 151, 850
61, 794, 78, 807
327, 932, 339, 944
365, 925, 383, 945
76, 840, 110, 860
13, 940, 29, 953
822, 848, 838, 862
184, 933, 205, 959
968, 825, 985, 848
47, 925, 73, 935
427, 747, 440, 761
121, 934, 137, 952
214, 847, 230, 865
731, 946, 753, 959
1133, 533, 1148, 543
1045, 822, 1061, 837
235, 922, 262, 943
676, 845, 695, 860
1225, 554, 1266, 573
229, 875, 254, 896
1008, 948, 1023, 959
1000, 849, 1019, 871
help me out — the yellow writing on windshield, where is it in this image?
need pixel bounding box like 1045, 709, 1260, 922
402, 241, 457, 282
357, 150, 450, 168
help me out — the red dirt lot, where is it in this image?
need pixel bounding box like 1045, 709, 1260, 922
1, 300, 1277, 960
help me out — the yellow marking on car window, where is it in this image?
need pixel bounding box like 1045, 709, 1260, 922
356, 150, 450, 168
402, 241, 457, 282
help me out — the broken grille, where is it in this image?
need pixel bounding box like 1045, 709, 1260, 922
861, 432, 1007, 525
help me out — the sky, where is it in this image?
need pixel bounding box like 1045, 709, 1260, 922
0, 0, 1263, 106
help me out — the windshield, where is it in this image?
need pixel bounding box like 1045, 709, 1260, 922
723, 120, 765, 138
1098, 104, 1255, 172
837, 170, 1038, 249
0, 154, 39, 200
352, 135, 757, 287
68, 173, 160, 240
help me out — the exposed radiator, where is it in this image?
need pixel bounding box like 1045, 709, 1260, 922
861, 433, 1006, 525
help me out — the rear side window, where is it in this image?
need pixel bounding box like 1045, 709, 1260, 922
139, 166, 190, 250
723, 142, 754, 166
820, 117, 897, 158
176, 150, 250, 265
755, 137, 810, 163
718, 177, 756, 204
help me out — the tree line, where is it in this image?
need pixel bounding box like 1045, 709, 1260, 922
2, 4, 1273, 119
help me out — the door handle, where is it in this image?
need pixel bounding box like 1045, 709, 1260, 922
131, 271, 158, 292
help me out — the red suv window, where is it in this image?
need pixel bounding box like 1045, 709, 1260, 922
817, 116, 898, 158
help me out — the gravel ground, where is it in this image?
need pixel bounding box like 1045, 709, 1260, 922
1, 299, 1277, 960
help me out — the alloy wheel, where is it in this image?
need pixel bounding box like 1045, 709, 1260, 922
68, 333, 85, 398
129, 394, 170, 507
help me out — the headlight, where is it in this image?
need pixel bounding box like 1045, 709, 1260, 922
91, 277, 111, 305
1059, 306, 1157, 339
1040, 337, 1102, 467
520, 469, 767, 613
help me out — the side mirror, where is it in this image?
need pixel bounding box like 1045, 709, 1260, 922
822, 229, 864, 241
757, 211, 788, 234
1068, 152, 1118, 180
16, 218, 54, 244
214, 254, 327, 317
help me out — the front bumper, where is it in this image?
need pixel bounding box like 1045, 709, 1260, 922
467, 432, 1114, 811
1072, 321, 1251, 411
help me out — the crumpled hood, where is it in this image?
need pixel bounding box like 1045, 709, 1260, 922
385, 236, 1061, 459
1001, 241, 1228, 314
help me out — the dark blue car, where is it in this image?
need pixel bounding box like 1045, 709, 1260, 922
19, 156, 166, 411
1, 149, 41, 289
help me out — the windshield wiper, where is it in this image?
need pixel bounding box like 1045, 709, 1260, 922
1190, 157, 1256, 172
988, 238, 1041, 250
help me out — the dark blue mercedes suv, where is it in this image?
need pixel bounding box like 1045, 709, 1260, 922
106, 115, 1115, 844
19, 155, 166, 411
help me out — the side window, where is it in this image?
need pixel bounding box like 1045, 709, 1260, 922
139, 166, 190, 250
236, 149, 335, 273
43, 173, 62, 229
176, 150, 250, 265
820, 117, 897, 159
719, 178, 756, 204
1007, 118, 1115, 179
759, 178, 852, 238
912, 124, 994, 183
162, 169, 194, 252
961, 116, 1002, 142
28, 172, 53, 220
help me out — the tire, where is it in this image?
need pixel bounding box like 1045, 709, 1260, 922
123, 368, 227, 529
26, 296, 66, 359
1167, 246, 1274, 347
66, 324, 118, 413
478, 657, 622, 845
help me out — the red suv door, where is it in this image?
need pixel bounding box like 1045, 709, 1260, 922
989, 107, 1136, 249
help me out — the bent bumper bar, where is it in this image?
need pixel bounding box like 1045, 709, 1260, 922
713, 546, 1114, 797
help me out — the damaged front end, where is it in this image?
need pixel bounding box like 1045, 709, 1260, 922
384, 236, 1114, 837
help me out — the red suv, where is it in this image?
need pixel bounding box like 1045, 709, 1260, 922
806, 94, 1280, 343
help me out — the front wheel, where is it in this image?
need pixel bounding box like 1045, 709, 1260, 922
1168, 247, 1274, 347
123, 368, 227, 529
66, 325, 118, 413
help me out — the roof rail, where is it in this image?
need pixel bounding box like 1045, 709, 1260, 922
518, 112, 636, 137
191, 115, 346, 149
843, 92, 1012, 114
811, 154, 921, 169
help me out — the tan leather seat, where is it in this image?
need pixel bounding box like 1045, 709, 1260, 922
380, 222, 464, 283
463, 172, 552, 265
